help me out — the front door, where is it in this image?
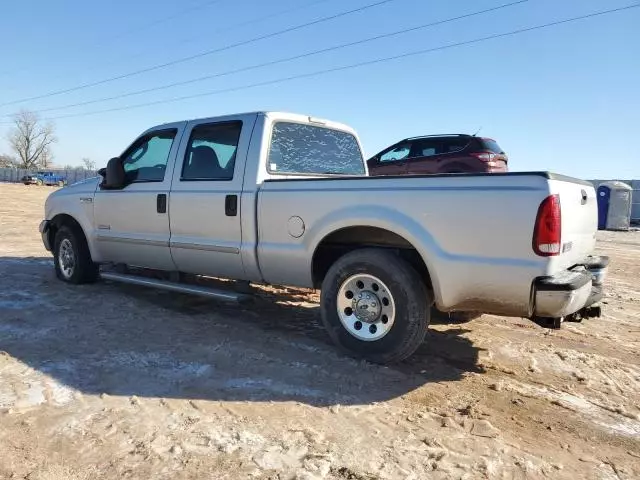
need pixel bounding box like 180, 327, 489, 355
168, 116, 255, 280
93, 124, 185, 270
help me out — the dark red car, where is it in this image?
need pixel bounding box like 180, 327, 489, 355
367, 134, 508, 175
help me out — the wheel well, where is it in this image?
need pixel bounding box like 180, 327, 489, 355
311, 226, 432, 289
48, 214, 86, 249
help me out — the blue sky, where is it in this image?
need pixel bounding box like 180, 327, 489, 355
0, 0, 638, 178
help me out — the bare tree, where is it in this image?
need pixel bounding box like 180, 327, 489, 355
7, 110, 57, 170
40, 148, 53, 168
0, 154, 18, 168
82, 157, 96, 170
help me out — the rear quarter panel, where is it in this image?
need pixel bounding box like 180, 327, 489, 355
258, 174, 554, 316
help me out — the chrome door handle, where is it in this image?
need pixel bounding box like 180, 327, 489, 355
80, 197, 93, 203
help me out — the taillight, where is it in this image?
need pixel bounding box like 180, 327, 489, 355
533, 194, 561, 256
469, 152, 495, 162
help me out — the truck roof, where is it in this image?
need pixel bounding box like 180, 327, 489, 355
146, 111, 357, 137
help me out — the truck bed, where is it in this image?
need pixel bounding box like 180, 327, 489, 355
256, 171, 595, 317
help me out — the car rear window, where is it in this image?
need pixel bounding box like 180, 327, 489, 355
268, 122, 365, 175
478, 138, 504, 154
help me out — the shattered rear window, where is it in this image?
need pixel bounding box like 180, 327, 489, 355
268, 122, 365, 176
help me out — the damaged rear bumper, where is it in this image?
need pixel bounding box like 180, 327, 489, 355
532, 256, 608, 321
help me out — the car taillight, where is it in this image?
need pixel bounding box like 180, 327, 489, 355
469, 152, 495, 162
533, 194, 561, 256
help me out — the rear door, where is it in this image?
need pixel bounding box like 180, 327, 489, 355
168, 115, 256, 280
405, 139, 441, 174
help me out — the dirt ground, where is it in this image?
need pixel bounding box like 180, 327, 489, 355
0, 183, 638, 480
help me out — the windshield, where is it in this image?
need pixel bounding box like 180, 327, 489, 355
268, 122, 365, 176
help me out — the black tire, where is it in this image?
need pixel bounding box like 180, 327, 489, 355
53, 225, 99, 284
320, 248, 432, 364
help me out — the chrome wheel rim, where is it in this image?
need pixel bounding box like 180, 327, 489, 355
337, 274, 396, 341
58, 238, 75, 279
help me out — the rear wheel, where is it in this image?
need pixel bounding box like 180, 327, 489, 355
320, 249, 432, 364
53, 225, 99, 284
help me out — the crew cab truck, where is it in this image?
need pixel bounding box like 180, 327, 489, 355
39, 112, 608, 363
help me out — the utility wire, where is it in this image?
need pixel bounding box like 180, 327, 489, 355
14, 0, 528, 116
103, 0, 228, 42
32, 3, 638, 123
0, 0, 228, 77
124, 0, 335, 62
0, 0, 398, 108
0, 0, 333, 88
0, 3, 635, 126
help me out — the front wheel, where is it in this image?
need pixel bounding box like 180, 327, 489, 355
53, 225, 99, 284
320, 249, 432, 364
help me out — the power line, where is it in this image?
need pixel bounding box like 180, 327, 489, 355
124, 0, 335, 62
0, 3, 636, 126
31, 3, 638, 123
0, 0, 398, 108
0, 0, 334, 88
13, 0, 528, 116
0, 0, 228, 77
103, 0, 228, 42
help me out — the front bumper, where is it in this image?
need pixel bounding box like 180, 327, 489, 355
39, 220, 52, 251
533, 256, 608, 318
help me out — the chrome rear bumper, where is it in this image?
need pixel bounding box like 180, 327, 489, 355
533, 256, 608, 319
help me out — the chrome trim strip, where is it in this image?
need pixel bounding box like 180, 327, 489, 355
169, 241, 239, 254
96, 235, 168, 248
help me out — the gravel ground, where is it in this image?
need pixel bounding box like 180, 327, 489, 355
0, 183, 638, 479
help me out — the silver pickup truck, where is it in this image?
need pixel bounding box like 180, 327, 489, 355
40, 111, 608, 363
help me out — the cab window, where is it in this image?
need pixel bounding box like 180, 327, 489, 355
181, 121, 242, 181
122, 129, 177, 183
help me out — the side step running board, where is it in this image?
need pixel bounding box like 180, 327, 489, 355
100, 271, 247, 303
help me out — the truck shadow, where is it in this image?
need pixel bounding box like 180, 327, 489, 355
0, 257, 484, 407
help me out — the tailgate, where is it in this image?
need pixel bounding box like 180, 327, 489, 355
549, 176, 597, 270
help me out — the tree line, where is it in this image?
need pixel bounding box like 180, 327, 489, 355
0, 110, 96, 171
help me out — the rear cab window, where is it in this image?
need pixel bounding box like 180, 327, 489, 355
181, 121, 242, 181
268, 122, 365, 176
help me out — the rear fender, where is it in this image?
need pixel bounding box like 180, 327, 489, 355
306, 205, 445, 308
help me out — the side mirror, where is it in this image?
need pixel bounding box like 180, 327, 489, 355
367, 157, 378, 168
101, 157, 125, 190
